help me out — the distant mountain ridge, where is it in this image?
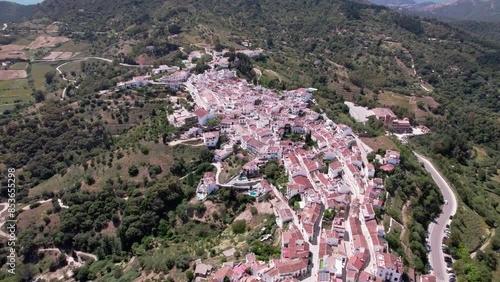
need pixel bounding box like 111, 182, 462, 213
369, 0, 500, 22
417, 0, 499, 22
0, 1, 36, 22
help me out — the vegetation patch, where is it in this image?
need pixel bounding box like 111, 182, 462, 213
31, 63, 54, 90
361, 136, 398, 152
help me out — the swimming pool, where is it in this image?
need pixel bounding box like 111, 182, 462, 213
248, 191, 259, 197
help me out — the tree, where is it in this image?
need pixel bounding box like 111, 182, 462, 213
266, 38, 274, 48
232, 220, 246, 234
169, 24, 182, 34
45, 70, 56, 84
128, 165, 139, 177
33, 89, 46, 102
186, 270, 194, 281
193, 62, 210, 74
250, 206, 258, 216
367, 152, 376, 163
18, 263, 35, 282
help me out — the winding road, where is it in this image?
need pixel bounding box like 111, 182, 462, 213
415, 153, 458, 282
34, 56, 153, 68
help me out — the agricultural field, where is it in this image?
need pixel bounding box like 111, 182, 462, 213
31, 63, 54, 90
8, 62, 28, 70
0, 44, 28, 60
58, 60, 82, 79
42, 51, 76, 60
53, 40, 89, 53
0, 78, 32, 111
26, 36, 69, 49
0, 70, 27, 80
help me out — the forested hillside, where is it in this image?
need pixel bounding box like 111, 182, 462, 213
2, 0, 498, 281
0, 1, 36, 22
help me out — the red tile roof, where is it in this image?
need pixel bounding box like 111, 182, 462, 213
329, 161, 342, 170
380, 164, 395, 171
194, 108, 209, 118
292, 175, 312, 188
348, 256, 364, 271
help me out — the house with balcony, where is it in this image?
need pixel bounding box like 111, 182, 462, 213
203, 131, 220, 147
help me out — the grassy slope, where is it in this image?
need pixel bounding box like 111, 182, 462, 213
0, 79, 32, 108
31, 63, 53, 91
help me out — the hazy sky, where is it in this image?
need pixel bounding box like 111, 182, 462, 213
5, 0, 44, 5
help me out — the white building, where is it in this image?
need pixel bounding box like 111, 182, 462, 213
194, 108, 213, 125
367, 163, 375, 178
203, 131, 220, 147
266, 146, 282, 160
196, 172, 218, 201
376, 253, 404, 282
361, 204, 376, 221
117, 76, 151, 89
337, 124, 353, 137
152, 65, 180, 75
328, 161, 343, 178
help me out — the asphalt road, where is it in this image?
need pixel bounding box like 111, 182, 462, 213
415, 153, 457, 282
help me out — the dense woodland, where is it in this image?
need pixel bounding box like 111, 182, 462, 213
0, 0, 499, 281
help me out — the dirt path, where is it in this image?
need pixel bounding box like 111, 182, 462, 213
21, 199, 51, 210
253, 68, 262, 82
212, 162, 223, 185
168, 137, 203, 146
471, 229, 496, 258
0, 203, 9, 238
35, 56, 153, 68
39, 248, 97, 262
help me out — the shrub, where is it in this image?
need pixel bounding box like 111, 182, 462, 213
128, 165, 139, 177
232, 220, 246, 234
250, 206, 258, 216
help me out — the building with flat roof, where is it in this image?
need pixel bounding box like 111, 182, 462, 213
371, 108, 412, 133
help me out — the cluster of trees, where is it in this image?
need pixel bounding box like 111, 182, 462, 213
446, 234, 497, 282
394, 14, 424, 35
0, 101, 108, 195
260, 160, 289, 190
379, 146, 443, 272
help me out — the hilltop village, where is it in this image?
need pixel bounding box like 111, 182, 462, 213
112, 49, 433, 282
